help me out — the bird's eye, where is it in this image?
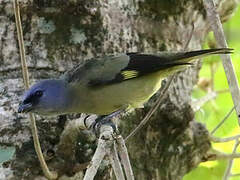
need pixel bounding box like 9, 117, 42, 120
35, 90, 43, 97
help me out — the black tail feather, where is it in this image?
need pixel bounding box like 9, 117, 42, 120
173, 48, 233, 61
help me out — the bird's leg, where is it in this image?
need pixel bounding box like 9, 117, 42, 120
91, 110, 123, 136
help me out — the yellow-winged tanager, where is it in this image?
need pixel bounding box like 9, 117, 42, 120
18, 48, 232, 116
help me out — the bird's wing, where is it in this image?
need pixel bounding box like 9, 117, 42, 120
62, 48, 232, 87
62, 53, 190, 87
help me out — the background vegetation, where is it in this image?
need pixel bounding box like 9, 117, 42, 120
184, 6, 240, 180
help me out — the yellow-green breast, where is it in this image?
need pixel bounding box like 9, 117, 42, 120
84, 71, 163, 115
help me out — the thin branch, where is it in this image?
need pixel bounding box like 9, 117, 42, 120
203, 0, 240, 125
116, 136, 134, 180
13, 1, 57, 179
223, 140, 239, 180
108, 142, 125, 180
191, 89, 229, 113
191, 91, 217, 112
78, 116, 132, 180
216, 89, 229, 94
231, 173, 240, 177
183, 22, 195, 50
210, 106, 235, 135
216, 153, 240, 160
83, 138, 108, 180
210, 134, 240, 143
207, 148, 240, 161
83, 123, 115, 180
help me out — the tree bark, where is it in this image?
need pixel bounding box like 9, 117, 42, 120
0, 0, 238, 179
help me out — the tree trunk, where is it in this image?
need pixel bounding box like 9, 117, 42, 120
0, 0, 238, 179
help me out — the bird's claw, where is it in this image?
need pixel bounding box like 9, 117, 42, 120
90, 110, 123, 136
91, 115, 118, 136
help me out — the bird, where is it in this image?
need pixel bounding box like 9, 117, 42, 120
18, 48, 232, 117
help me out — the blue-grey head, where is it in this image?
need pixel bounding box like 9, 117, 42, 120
18, 79, 71, 115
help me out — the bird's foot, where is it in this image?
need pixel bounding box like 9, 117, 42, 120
91, 116, 118, 136
91, 110, 123, 136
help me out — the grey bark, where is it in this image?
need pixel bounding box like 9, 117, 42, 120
0, 0, 238, 179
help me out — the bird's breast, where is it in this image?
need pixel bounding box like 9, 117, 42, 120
80, 71, 163, 115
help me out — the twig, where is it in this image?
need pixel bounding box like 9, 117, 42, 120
13, 0, 57, 179
83, 124, 115, 180
231, 173, 240, 177
210, 134, 240, 143
83, 123, 127, 180
210, 106, 235, 135
65, 115, 129, 179
14, 1, 28, 88
191, 89, 229, 113
191, 91, 217, 112
108, 142, 125, 180
216, 89, 229, 94
203, 0, 240, 125
207, 148, 240, 161
183, 22, 194, 50
223, 140, 239, 180
116, 136, 134, 180
83, 137, 108, 180
215, 153, 240, 159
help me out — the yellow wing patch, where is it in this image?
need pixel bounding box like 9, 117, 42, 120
121, 70, 139, 80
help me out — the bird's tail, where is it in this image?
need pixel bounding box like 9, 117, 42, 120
172, 48, 233, 63
156, 48, 233, 78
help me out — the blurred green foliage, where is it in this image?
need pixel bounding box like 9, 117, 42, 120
184, 6, 240, 180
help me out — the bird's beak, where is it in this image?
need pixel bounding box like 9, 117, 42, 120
18, 102, 33, 113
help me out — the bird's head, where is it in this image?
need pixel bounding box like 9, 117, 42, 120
18, 79, 70, 115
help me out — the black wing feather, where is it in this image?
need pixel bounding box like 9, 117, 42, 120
64, 48, 232, 87
125, 53, 190, 75
89, 53, 190, 86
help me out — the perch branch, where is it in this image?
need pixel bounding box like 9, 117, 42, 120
108, 142, 125, 180
83, 136, 108, 180
82, 117, 131, 180
13, 0, 57, 179
203, 0, 240, 125
83, 124, 115, 180
116, 136, 134, 180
